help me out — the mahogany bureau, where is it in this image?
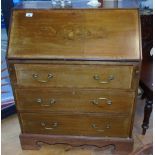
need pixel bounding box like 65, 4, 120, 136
7, 1, 141, 153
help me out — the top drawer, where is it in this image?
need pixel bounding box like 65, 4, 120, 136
13, 64, 134, 89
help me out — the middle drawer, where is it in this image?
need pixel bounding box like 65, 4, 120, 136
15, 88, 135, 114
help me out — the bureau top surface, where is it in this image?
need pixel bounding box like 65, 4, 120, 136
7, 1, 141, 61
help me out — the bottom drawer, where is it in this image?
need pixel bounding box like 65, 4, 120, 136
20, 113, 131, 138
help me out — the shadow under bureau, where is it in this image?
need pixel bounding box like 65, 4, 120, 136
7, 1, 141, 154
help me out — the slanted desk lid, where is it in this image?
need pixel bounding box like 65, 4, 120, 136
7, 3, 141, 61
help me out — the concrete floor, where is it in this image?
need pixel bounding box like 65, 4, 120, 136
1, 98, 153, 155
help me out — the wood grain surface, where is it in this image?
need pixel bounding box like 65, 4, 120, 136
8, 9, 140, 60
20, 113, 131, 138
14, 64, 134, 89
19, 134, 134, 153
15, 88, 135, 114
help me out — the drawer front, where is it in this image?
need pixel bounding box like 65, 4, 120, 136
14, 64, 133, 89
16, 88, 135, 114
20, 113, 130, 137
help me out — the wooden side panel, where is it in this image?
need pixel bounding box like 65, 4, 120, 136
14, 64, 134, 89
20, 113, 131, 138
15, 88, 135, 114
8, 9, 140, 60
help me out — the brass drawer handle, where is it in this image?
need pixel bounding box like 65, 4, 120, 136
41, 122, 58, 130
32, 73, 53, 83
93, 74, 114, 84
92, 124, 111, 132
91, 97, 112, 105
37, 98, 56, 106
